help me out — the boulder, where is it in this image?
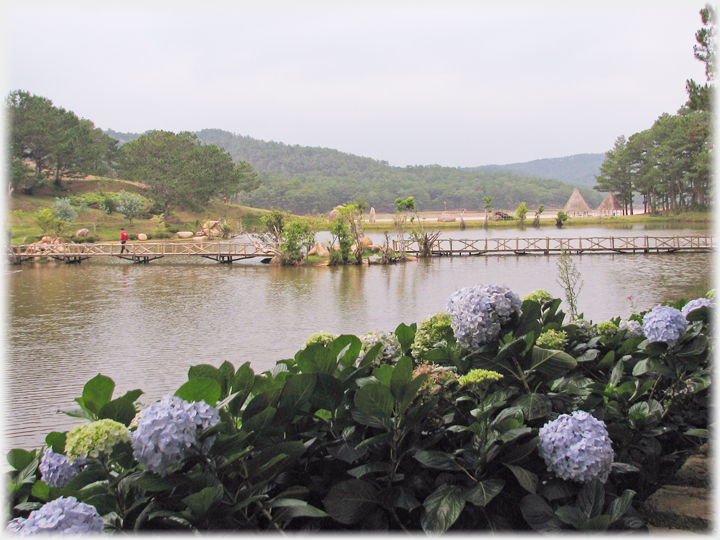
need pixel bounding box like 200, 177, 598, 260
177, 231, 194, 239
328, 206, 343, 221
359, 236, 373, 249
438, 211, 456, 222
137, 233, 147, 241
316, 241, 330, 258
76, 228, 90, 237
369, 207, 376, 222
41, 236, 51, 244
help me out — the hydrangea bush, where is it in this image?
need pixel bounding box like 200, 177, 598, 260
538, 411, 614, 483
445, 284, 522, 351
131, 395, 220, 476
5, 288, 711, 534
681, 297, 712, 317
643, 305, 687, 347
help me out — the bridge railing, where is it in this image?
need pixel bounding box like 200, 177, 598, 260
393, 235, 713, 254
12, 241, 278, 258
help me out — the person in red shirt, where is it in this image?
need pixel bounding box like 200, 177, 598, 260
120, 228, 129, 254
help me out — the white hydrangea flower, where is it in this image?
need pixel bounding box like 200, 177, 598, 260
618, 319, 644, 338
445, 284, 522, 351
538, 410, 614, 484
357, 330, 402, 365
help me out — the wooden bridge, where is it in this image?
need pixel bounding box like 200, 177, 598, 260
7, 234, 713, 265
9, 241, 278, 264
393, 235, 713, 257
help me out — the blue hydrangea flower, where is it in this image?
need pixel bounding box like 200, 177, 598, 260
445, 284, 522, 351
39, 448, 87, 488
681, 298, 712, 318
131, 395, 220, 476
357, 330, 402, 365
538, 410, 614, 483
643, 305, 687, 347
8, 496, 104, 535
618, 319, 644, 338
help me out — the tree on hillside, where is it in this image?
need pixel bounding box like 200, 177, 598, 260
118, 131, 258, 220
6, 90, 117, 192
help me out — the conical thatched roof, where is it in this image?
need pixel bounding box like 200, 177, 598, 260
597, 192, 623, 214
564, 188, 592, 216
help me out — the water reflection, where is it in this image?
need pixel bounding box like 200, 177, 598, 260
5, 227, 713, 451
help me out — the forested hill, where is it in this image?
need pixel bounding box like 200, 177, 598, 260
105, 128, 603, 213
462, 153, 605, 189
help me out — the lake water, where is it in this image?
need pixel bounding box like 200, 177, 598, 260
4, 223, 713, 451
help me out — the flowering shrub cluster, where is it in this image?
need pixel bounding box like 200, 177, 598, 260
411, 312, 453, 357
445, 284, 522, 351
535, 329, 568, 350
5, 286, 711, 534
538, 411, 615, 483
6, 497, 104, 535
131, 395, 220, 476
643, 305, 687, 346
522, 288, 553, 304
39, 449, 87, 488
357, 330, 402, 365
65, 419, 130, 461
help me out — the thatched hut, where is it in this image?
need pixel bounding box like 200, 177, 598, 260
563, 188, 592, 217
597, 192, 623, 216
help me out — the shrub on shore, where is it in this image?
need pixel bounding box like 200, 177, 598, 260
5, 290, 711, 533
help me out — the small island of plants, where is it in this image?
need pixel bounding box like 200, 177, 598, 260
5, 284, 711, 533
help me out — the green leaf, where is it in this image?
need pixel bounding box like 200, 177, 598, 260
555, 505, 587, 528
582, 514, 613, 530
267, 499, 328, 521
297, 342, 336, 374
322, 479, 378, 525
245, 441, 305, 482
464, 478, 505, 507
597, 350, 615, 370
383, 486, 421, 512
576, 479, 605, 518
371, 365, 394, 387
182, 485, 223, 516
414, 450, 464, 471
390, 355, 413, 401
276, 373, 317, 423
7, 448, 36, 471
354, 382, 394, 419
530, 347, 577, 379
520, 494, 563, 531
421, 484, 466, 534
513, 393, 551, 421
175, 377, 221, 406
229, 362, 255, 417
45, 432, 66, 454
81, 374, 115, 415
99, 398, 137, 426
242, 406, 277, 435
504, 463, 538, 494
394, 322, 416, 356
607, 489, 636, 523
677, 335, 709, 357
310, 373, 344, 411
347, 462, 392, 479
330, 334, 362, 370
609, 358, 625, 387
135, 472, 179, 492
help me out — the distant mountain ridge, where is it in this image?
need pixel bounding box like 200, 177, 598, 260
104, 128, 604, 212
462, 153, 605, 189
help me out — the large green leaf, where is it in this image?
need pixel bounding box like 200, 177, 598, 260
245, 441, 305, 482
322, 479, 378, 525
99, 397, 137, 426
421, 484, 466, 534
464, 478, 505, 507
555, 505, 587, 528
394, 322, 416, 356
414, 450, 464, 471
7, 448, 36, 471
505, 463, 538, 494
530, 347, 577, 379
329, 335, 362, 370
576, 479, 605, 518
607, 489, 636, 523
175, 377, 221, 406
182, 485, 224, 516
310, 373, 344, 411
513, 393, 551, 421
229, 362, 255, 417
354, 382, 394, 419
520, 494, 563, 531
517, 299, 543, 337
81, 374, 115, 416
390, 356, 413, 398
296, 343, 336, 374
276, 373, 317, 423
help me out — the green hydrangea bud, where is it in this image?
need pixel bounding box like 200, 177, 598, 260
304, 331, 338, 348
596, 321, 619, 337
522, 289, 554, 304
411, 312, 453, 357
457, 369, 503, 387
65, 419, 131, 462
536, 329, 568, 350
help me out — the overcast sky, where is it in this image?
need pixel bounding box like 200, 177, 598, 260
2, 1, 709, 167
